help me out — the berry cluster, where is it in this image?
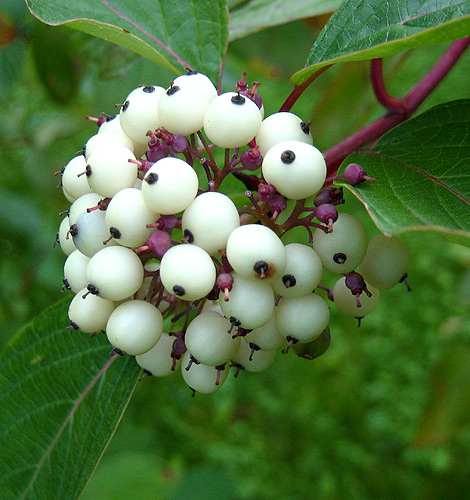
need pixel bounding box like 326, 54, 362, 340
56, 70, 410, 395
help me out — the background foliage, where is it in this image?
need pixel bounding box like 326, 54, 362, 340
1, 0, 470, 498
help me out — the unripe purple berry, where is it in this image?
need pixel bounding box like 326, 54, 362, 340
315, 203, 338, 231
137, 230, 172, 259
343, 163, 376, 186
240, 147, 263, 171
313, 186, 344, 207
257, 183, 276, 202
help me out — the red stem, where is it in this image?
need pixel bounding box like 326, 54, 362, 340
280, 65, 332, 112
370, 58, 407, 114
324, 37, 470, 177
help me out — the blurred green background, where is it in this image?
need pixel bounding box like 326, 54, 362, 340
2, 2, 470, 499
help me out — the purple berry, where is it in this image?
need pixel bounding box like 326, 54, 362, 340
344, 271, 372, 307
314, 186, 344, 207
147, 137, 170, 162
257, 183, 276, 202
137, 230, 172, 259
240, 147, 263, 170
343, 163, 376, 186
315, 203, 338, 231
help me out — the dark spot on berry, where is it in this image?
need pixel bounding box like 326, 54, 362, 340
85, 165, 92, 177
145, 173, 159, 184
300, 121, 310, 134
167, 84, 180, 96
143, 85, 155, 93
281, 150, 296, 164
184, 229, 194, 243
333, 252, 347, 264
285, 335, 299, 344
87, 284, 99, 295
110, 227, 121, 239
231, 94, 246, 105
248, 342, 261, 352
173, 285, 185, 296
282, 274, 297, 288
70, 320, 80, 330
253, 260, 269, 277
69, 224, 78, 237
63, 278, 71, 290
122, 100, 130, 112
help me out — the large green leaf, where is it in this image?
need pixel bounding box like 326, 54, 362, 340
228, 0, 341, 41
25, 0, 229, 83
292, 0, 470, 85
336, 99, 470, 243
0, 298, 141, 500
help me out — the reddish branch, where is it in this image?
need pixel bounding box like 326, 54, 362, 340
370, 58, 407, 114
324, 37, 470, 177
280, 65, 332, 112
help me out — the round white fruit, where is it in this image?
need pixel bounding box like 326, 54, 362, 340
106, 300, 163, 355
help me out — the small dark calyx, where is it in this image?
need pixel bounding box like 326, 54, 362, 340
110, 227, 122, 239
230, 316, 241, 326
106, 114, 118, 122
227, 317, 241, 334
87, 284, 99, 295
173, 285, 185, 296
63, 278, 71, 291
122, 100, 130, 112
69, 224, 79, 237
333, 252, 347, 264
113, 347, 126, 356
281, 150, 296, 164
282, 335, 299, 354
231, 93, 246, 105
185, 354, 200, 371
145, 172, 159, 184
85, 165, 92, 177
143, 85, 155, 93
183, 229, 194, 243
143, 368, 153, 376
399, 273, 412, 291
282, 274, 297, 288
167, 84, 180, 96
186, 69, 198, 75
300, 119, 312, 135
253, 260, 269, 279
70, 320, 80, 330
248, 342, 261, 361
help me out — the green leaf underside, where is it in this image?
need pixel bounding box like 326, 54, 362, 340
228, 0, 341, 41
292, 0, 470, 85
25, 0, 229, 83
337, 99, 470, 242
0, 298, 141, 500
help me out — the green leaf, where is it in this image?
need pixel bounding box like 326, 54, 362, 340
0, 298, 141, 500
228, 0, 341, 41
414, 341, 470, 447
292, 0, 470, 85
25, 0, 229, 83
336, 100, 470, 244
31, 22, 84, 104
